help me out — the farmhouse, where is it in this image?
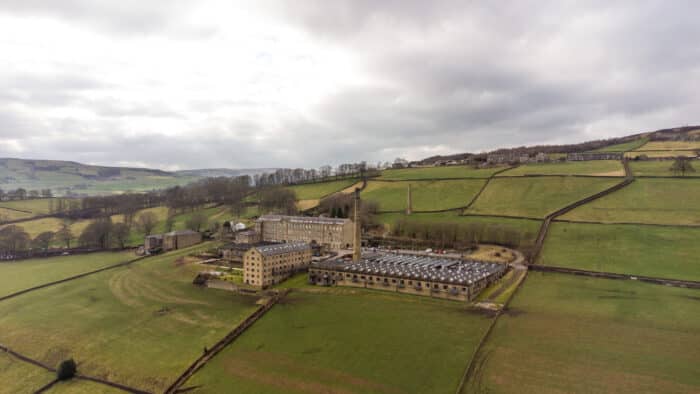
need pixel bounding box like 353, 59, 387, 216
309, 251, 507, 301
567, 152, 623, 161
243, 241, 312, 288
254, 214, 354, 250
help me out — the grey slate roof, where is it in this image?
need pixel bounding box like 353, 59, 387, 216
254, 241, 311, 257
316, 251, 506, 286
257, 215, 350, 225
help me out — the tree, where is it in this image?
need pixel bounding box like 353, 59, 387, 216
79, 218, 113, 249
56, 359, 77, 380
0, 225, 30, 254
111, 223, 130, 249
164, 214, 175, 232
137, 211, 158, 235
670, 157, 696, 176
56, 224, 73, 248
33, 231, 55, 251
186, 211, 207, 232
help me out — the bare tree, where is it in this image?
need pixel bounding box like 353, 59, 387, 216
670, 157, 696, 176
112, 223, 130, 249
56, 224, 73, 248
137, 211, 159, 235
33, 231, 55, 251
186, 211, 207, 232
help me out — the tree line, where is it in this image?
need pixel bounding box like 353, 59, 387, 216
390, 219, 535, 250
0, 188, 53, 201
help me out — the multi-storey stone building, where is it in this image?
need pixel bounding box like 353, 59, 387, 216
254, 215, 354, 250
243, 242, 312, 288
145, 229, 201, 254
309, 251, 507, 302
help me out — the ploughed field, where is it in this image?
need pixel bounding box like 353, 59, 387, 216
0, 245, 260, 392
184, 288, 494, 393
362, 179, 486, 212
465, 272, 700, 394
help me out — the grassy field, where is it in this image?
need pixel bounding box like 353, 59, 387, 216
0, 251, 135, 298
635, 141, 700, 151
466, 177, 620, 218
590, 138, 648, 152
0, 244, 260, 392
0, 207, 35, 222
465, 272, 700, 394
0, 352, 55, 394
363, 179, 486, 212
0, 198, 53, 215
561, 178, 700, 225
630, 160, 700, 177
626, 150, 698, 158
287, 179, 359, 200
378, 165, 504, 180
498, 161, 624, 177
45, 380, 125, 394
540, 222, 700, 281
184, 288, 494, 393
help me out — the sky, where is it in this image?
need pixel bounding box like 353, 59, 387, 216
0, 0, 698, 171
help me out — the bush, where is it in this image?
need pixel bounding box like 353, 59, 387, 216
57, 358, 77, 380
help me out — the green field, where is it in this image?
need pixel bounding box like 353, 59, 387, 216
185, 289, 493, 393
466, 177, 620, 218
540, 222, 700, 281
561, 178, 700, 225
630, 160, 700, 177
45, 380, 125, 394
635, 141, 700, 151
0, 352, 55, 394
626, 150, 698, 159
498, 161, 624, 177
0, 198, 53, 215
0, 244, 260, 392
286, 179, 359, 200
0, 207, 35, 222
465, 272, 700, 394
0, 251, 135, 298
591, 138, 648, 152
378, 165, 503, 180
363, 179, 486, 212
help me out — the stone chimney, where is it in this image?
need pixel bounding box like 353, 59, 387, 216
353, 187, 361, 262
406, 183, 413, 215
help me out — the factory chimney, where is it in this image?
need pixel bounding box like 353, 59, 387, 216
353, 187, 361, 262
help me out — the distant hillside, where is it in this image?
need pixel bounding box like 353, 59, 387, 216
176, 168, 274, 178
0, 158, 270, 196
417, 125, 700, 165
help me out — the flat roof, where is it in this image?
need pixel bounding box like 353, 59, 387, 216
315, 251, 506, 286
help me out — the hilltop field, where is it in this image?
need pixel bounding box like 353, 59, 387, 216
1, 152, 699, 393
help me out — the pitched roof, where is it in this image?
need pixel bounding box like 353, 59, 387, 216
257, 214, 350, 225
253, 241, 311, 257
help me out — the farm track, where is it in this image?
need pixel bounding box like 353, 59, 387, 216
0, 344, 150, 394
165, 289, 290, 394
0, 255, 148, 303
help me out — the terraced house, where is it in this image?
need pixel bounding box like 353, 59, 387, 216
243, 242, 312, 288
255, 214, 354, 250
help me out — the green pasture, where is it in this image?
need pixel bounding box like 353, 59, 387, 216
363, 179, 485, 212
626, 150, 698, 159
561, 178, 700, 225
540, 222, 700, 281
466, 177, 620, 218
0, 207, 34, 222
287, 179, 359, 200
45, 380, 125, 394
185, 289, 493, 393
590, 138, 648, 152
498, 161, 624, 177
0, 198, 53, 215
377, 165, 503, 180
0, 244, 260, 392
465, 272, 700, 394
0, 251, 135, 298
635, 140, 700, 151
629, 160, 700, 177
0, 352, 55, 394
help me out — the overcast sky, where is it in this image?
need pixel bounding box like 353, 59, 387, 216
0, 1, 698, 170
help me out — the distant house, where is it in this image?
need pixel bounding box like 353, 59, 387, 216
567, 152, 623, 161
145, 230, 201, 254
535, 152, 548, 162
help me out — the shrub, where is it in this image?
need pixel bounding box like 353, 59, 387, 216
57, 359, 77, 380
